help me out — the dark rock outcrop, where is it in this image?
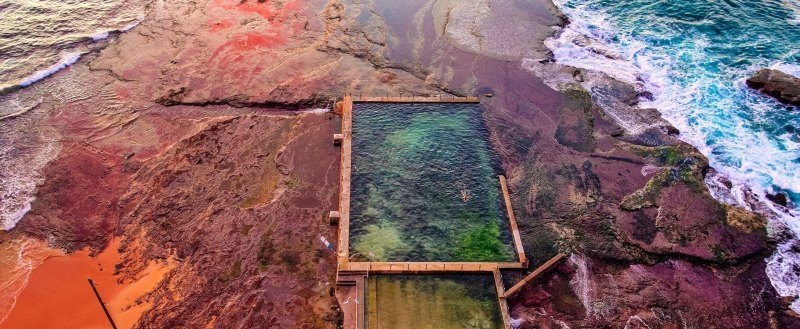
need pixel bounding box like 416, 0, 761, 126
766, 192, 789, 207
746, 69, 800, 106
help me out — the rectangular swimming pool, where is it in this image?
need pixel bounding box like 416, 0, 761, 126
348, 102, 516, 262
367, 274, 504, 329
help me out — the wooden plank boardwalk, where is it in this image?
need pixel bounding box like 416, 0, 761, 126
503, 253, 567, 298
494, 268, 512, 329
352, 95, 480, 103
334, 96, 551, 329
500, 175, 528, 266
340, 261, 525, 273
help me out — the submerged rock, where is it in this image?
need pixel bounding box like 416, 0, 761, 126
746, 69, 800, 107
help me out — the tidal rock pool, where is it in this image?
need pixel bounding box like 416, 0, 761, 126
349, 102, 516, 262
367, 274, 504, 329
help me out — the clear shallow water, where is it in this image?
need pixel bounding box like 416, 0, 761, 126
545, 0, 800, 311
349, 103, 515, 262
368, 274, 504, 329
0, 0, 147, 92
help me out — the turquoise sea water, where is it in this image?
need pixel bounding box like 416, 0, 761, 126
349, 103, 515, 262
545, 0, 800, 311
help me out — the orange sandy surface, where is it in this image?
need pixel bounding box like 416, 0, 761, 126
0, 238, 174, 329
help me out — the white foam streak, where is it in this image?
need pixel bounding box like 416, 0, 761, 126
785, 0, 800, 25
302, 108, 332, 114
89, 31, 110, 41
770, 62, 800, 77
121, 18, 142, 32
3, 203, 31, 232
0, 239, 43, 325
767, 241, 800, 313
18, 52, 85, 87
14, 16, 144, 90
545, 29, 643, 86
0, 134, 60, 231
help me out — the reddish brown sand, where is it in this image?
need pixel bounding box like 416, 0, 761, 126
0, 238, 173, 329
0, 237, 61, 324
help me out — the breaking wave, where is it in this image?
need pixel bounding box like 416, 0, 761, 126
543, 0, 800, 311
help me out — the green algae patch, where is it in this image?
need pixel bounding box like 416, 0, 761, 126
354, 224, 408, 261
454, 222, 510, 261
367, 275, 504, 329
349, 103, 515, 262
622, 143, 711, 211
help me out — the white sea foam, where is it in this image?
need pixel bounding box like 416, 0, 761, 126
0, 239, 40, 324
12, 16, 144, 91
771, 62, 800, 77
17, 52, 85, 88
121, 16, 144, 32
90, 31, 110, 41
767, 239, 800, 312
0, 127, 60, 231
544, 0, 800, 312
785, 0, 800, 25
302, 108, 333, 114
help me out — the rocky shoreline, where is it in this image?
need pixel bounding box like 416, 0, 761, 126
0, 0, 798, 328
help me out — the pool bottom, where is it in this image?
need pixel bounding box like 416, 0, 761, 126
366, 274, 504, 329
349, 102, 516, 262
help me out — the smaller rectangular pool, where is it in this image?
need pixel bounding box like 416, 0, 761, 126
367, 274, 505, 329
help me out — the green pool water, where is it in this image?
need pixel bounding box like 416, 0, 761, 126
367, 275, 504, 329
349, 103, 515, 262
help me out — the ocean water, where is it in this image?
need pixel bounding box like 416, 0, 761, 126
544, 0, 800, 311
0, 0, 148, 231
349, 103, 515, 262
0, 0, 148, 93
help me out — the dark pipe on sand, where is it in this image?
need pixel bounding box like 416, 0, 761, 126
87, 277, 119, 329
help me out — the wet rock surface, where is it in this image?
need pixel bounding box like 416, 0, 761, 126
1, 0, 797, 328
746, 68, 800, 107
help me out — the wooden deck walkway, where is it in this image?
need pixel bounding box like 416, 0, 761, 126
352, 95, 480, 103
500, 175, 528, 267
340, 261, 525, 273
503, 253, 567, 298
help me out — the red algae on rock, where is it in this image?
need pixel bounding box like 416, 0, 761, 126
208, 19, 234, 33
210, 32, 287, 66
